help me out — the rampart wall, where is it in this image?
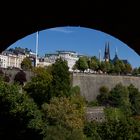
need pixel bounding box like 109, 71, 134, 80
72, 73, 140, 101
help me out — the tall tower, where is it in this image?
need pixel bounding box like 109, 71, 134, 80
35, 31, 39, 67
104, 42, 110, 62
112, 47, 119, 62
115, 47, 118, 56
104, 42, 107, 61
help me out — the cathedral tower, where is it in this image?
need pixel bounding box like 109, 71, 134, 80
104, 42, 110, 62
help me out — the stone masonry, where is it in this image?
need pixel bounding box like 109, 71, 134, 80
72, 73, 140, 102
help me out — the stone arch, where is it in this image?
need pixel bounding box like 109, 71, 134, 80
0, 2, 140, 55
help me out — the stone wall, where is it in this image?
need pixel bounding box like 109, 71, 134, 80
2, 69, 33, 83
72, 73, 140, 102
2, 69, 140, 102
86, 107, 105, 122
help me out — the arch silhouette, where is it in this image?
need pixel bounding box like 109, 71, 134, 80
0, 2, 140, 55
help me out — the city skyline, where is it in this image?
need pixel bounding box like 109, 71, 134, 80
8, 26, 140, 68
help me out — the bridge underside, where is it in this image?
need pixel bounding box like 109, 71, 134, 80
0, 1, 140, 55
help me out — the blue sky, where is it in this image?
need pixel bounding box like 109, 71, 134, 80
8, 26, 140, 68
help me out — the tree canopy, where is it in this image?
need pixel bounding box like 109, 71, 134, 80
74, 57, 88, 72
24, 67, 52, 106
0, 80, 44, 139
21, 57, 32, 70
50, 58, 71, 97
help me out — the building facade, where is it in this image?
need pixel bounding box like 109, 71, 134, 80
44, 50, 79, 71
0, 48, 79, 70
0, 54, 8, 68
0, 48, 36, 69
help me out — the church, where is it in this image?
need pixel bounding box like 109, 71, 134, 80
103, 42, 129, 64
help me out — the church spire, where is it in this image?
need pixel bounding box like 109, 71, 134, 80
104, 42, 107, 59
112, 47, 119, 62
104, 42, 110, 62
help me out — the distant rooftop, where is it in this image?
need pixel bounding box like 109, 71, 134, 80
56, 50, 77, 54
45, 53, 58, 57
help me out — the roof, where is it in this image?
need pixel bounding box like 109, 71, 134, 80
56, 50, 77, 54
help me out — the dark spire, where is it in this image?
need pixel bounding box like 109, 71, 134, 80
104, 42, 107, 59
112, 47, 119, 62
104, 42, 110, 62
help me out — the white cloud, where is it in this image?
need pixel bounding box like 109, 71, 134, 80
49, 27, 73, 34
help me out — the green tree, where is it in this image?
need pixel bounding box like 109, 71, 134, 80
124, 63, 132, 74
0, 80, 44, 139
69, 85, 80, 96
109, 83, 131, 115
84, 121, 101, 140
21, 57, 32, 70
138, 66, 140, 74
128, 84, 140, 115
114, 63, 121, 74
50, 58, 71, 97
99, 61, 110, 73
97, 86, 110, 106
84, 117, 140, 140
89, 56, 100, 72
108, 62, 115, 74
42, 86, 87, 140
42, 97, 85, 130
104, 107, 126, 122
132, 68, 139, 76
0, 70, 10, 82
114, 60, 125, 75
75, 57, 88, 72
87, 100, 99, 107
72, 63, 78, 71
43, 125, 69, 140
43, 125, 87, 140
99, 117, 140, 140
24, 67, 52, 106
69, 86, 86, 115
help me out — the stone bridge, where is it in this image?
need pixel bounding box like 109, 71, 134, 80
0, 1, 140, 57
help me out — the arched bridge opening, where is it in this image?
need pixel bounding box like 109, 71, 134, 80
0, 1, 140, 56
